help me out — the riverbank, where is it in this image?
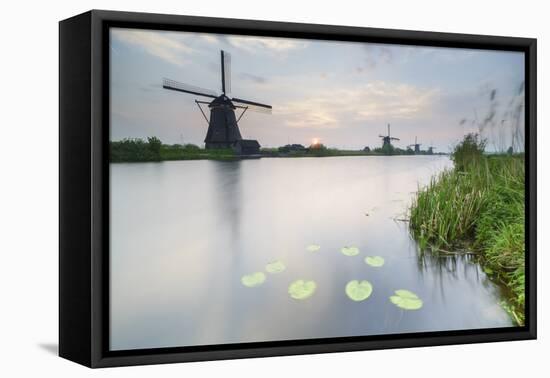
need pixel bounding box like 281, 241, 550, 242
110, 139, 237, 162
409, 135, 525, 325
110, 138, 446, 162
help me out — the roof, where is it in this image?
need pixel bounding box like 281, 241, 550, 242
209, 95, 235, 108
235, 139, 260, 148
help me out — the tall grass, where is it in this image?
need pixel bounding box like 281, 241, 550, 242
409, 133, 525, 324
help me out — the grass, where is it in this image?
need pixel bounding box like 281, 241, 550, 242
159, 145, 236, 161
111, 137, 445, 162
409, 134, 525, 325
110, 139, 236, 162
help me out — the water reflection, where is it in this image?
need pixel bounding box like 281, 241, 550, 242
212, 161, 243, 243
110, 156, 513, 351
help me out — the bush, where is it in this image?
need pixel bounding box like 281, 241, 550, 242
147, 136, 162, 157
110, 137, 162, 162
183, 143, 200, 151
452, 132, 487, 171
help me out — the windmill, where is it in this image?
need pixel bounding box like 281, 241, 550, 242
163, 50, 272, 153
408, 136, 422, 154
379, 124, 400, 148
427, 143, 436, 155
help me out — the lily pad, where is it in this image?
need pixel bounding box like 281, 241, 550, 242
341, 246, 360, 256
288, 279, 317, 300
306, 244, 321, 252
390, 289, 423, 310
345, 280, 373, 301
241, 272, 266, 287
266, 260, 286, 274
365, 256, 385, 267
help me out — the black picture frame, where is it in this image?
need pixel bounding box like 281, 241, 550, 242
59, 9, 537, 368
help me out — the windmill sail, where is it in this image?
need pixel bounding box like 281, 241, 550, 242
163, 49, 271, 152
163, 78, 218, 98
232, 97, 272, 114
221, 50, 231, 95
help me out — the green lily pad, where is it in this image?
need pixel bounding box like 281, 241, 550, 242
390, 289, 423, 310
241, 272, 266, 287
266, 260, 286, 274
306, 244, 321, 252
341, 246, 360, 256
365, 256, 385, 267
288, 279, 317, 300
345, 280, 373, 301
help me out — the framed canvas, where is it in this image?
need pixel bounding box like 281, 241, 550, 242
59, 10, 537, 368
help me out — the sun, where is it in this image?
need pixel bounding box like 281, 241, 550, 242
312, 138, 320, 146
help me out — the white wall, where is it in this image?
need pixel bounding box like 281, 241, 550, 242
0, 0, 546, 376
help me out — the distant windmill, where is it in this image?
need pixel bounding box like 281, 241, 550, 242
379, 124, 400, 148
408, 136, 422, 154
163, 50, 272, 152
427, 143, 436, 155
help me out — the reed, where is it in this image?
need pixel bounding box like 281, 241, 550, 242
409, 134, 525, 324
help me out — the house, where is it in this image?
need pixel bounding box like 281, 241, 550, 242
278, 144, 307, 153
233, 139, 261, 155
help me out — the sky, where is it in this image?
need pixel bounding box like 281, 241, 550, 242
110, 27, 525, 152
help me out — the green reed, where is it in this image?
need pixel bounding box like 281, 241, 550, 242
409, 134, 525, 324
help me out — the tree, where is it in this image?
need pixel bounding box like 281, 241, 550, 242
147, 136, 162, 159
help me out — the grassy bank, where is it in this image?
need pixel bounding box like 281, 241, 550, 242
111, 137, 446, 162
409, 134, 525, 325
110, 138, 235, 162
159, 144, 235, 161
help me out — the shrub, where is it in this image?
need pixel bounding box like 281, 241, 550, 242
452, 132, 487, 171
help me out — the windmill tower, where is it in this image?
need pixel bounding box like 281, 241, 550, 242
163, 50, 272, 152
408, 136, 422, 154
427, 143, 436, 155
379, 124, 400, 148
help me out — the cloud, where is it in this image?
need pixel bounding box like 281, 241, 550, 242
361, 45, 393, 70
238, 72, 268, 84
276, 81, 438, 129
200, 34, 219, 44
227, 36, 308, 53
112, 29, 195, 66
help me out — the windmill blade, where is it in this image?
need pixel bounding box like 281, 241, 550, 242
232, 97, 272, 114
390, 137, 400, 141
163, 78, 218, 98
221, 50, 231, 95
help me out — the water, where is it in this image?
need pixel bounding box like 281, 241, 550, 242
110, 155, 513, 351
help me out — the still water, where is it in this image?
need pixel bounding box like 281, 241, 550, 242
110, 156, 512, 350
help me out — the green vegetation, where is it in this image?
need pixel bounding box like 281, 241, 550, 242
288, 280, 317, 300
265, 260, 286, 274
110, 138, 236, 162
365, 256, 385, 267
409, 133, 525, 324
241, 272, 266, 287
306, 244, 321, 252
111, 137, 445, 162
263, 144, 440, 158
345, 280, 373, 301
340, 246, 360, 256
110, 137, 162, 162
390, 290, 424, 310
